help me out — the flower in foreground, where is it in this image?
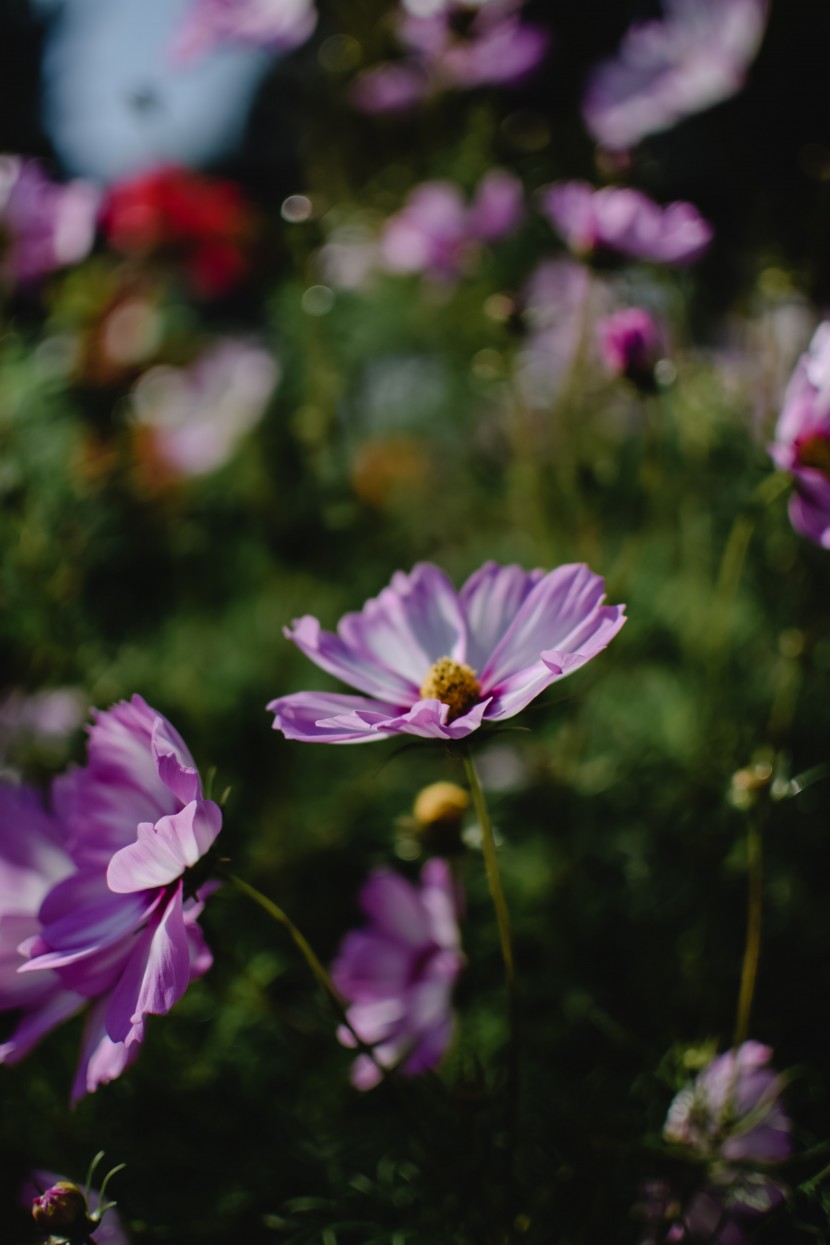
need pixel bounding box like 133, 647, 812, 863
769, 320, 830, 547
18, 695, 221, 1098
542, 181, 712, 266
268, 561, 625, 743
331, 858, 463, 1088
640, 1042, 793, 1242
584, 0, 769, 152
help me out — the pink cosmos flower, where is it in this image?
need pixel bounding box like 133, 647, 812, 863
331, 858, 463, 1089
351, 0, 549, 114
584, 0, 769, 152
18, 695, 221, 1099
542, 181, 712, 266
769, 321, 830, 548
0, 157, 98, 288
0, 784, 83, 1066
647, 1042, 793, 1241
380, 171, 523, 281
598, 307, 665, 386
172, 0, 317, 62
268, 561, 625, 744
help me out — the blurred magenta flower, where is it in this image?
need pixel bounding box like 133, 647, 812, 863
352, 0, 549, 114
380, 171, 523, 281
331, 858, 463, 1088
268, 561, 625, 743
584, 0, 769, 152
542, 181, 712, 266
173, 0, 317, 61
0, 784, 83, 1066
129, 338, 279, 479
646, 1042, 793, 1241
0, 157, 98, 288
598, 307, 665, 387
19, 695, 221, 1098
770, 321, 830, 547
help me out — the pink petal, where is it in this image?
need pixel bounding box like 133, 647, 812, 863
286, 615, 415, 701
459, 562, 544, 672
106, 799, 222, 893
71, 998, 139, 1101
152, 715, 202, 805
481, 563, 625, 690
105, 884, 191, 1045
268, 691, 402, 743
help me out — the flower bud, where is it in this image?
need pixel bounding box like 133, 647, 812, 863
598, 307, 664, 390
32, 1181, 95, 1239
412, 781, 469, 855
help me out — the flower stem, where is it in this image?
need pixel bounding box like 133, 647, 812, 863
733, 810, 764, 1049
229, 872, 385, 1077
462, 750, 520, 1227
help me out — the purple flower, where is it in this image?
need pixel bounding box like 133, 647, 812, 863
598, 307, 665, 386
130, 338, 279, 479
268, 561, 625, 744
769, 321, 830, 547
172, 0, 317, 62
351, 0, 549, 114
542, 181, 712, 266
646, 1042, 793, 1241
584, 0, 769, 152
18, 695, 221, 1098
0, 784, 83, 1066
380, 172, 523, 281
664, 1042, 793, 1168
331, 858, 463, 1088
0, 157, 98, 287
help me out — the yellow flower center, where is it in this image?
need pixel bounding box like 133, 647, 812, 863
419, 657, 481, 722
798, 434, 830, 478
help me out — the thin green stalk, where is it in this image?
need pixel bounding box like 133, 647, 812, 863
229, 873, 384, 1078
733, 812, 764, 1049
462, 750, 520, 1230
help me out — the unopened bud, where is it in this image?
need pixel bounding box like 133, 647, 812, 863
412, 781, 469, 856
32, 1181, 94, 1239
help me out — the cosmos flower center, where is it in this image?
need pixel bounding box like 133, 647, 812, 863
419, 657, 481, 721
797, 434, 830, 478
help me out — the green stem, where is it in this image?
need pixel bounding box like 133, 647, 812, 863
462, 751, 520, 1229
229, 873, 385, 1078
733, 812, 764, 1049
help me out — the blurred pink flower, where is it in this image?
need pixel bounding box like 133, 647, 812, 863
380, 171, 523, 281
0, 157, 98, 287
769, 320, 830, 547
130, 338, 278, 478
352, 0, 549, 114
598, 307, 665, 386
172, 0, 317, 62
268, 561, 625, 744
331, 858, 463, 1089
542, 180, 712, 266
584, 0, 769, 152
